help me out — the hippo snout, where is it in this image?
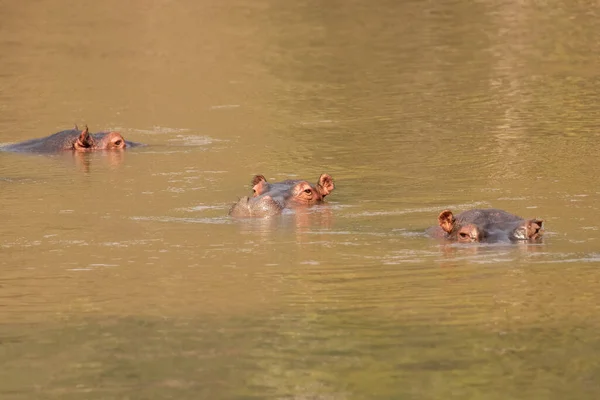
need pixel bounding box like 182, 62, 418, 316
229, 195, 283, 218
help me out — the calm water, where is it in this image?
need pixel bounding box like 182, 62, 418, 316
1, 0, 600, 399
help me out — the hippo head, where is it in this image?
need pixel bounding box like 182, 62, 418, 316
73, 126, 127, 151
230, 173, 335, 218
438, 209, 544, 243
251, 174, 334, 205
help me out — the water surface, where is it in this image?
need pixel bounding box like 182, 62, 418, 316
1, 0, 600, 399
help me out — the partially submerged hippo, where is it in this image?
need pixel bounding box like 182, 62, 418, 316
229, 174, 335, 218
3, 125, 138, 153
428, 208, 544, 243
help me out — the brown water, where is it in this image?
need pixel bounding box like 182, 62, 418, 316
1, 0, 600, 399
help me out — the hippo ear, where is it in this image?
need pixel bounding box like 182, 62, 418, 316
526, 219, 544, 239
317, 174, 334, 197
511, 219, 543, 240
438, 210, 455, 233
252, 175, 267, 186
251, 175, 269, 197
74, 125, 94, 149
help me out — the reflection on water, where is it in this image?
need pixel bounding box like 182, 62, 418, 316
70, 151, 128, 172
1, 0, 600, 398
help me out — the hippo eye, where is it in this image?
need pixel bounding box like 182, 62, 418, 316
458, 232, 470, 240
114, 140, 122, 146
304, 189, 312, 194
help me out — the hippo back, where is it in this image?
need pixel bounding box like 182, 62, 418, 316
2, 129, 80, 153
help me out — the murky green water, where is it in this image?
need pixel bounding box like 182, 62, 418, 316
1, 0, 600, 399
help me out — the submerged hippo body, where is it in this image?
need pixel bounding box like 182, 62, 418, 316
229, 174, 335, 218
428, 208, 544, 243
3, 126, 138, 153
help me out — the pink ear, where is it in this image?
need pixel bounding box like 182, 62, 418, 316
75, 125, 94, 149
438, 210, 455, 233
527, 219, 544, 239
317, 174, 334, 196
252, 175, 267, 187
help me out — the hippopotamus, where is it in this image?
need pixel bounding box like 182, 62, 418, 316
2, 125, 138, 153
229, 174, 335, 218
428, 208, 544, 243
